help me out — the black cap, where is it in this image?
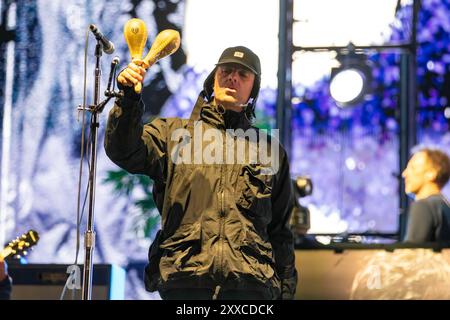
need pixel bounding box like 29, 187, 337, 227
216, 46, 261, 76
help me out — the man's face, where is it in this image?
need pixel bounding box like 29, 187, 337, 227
213, 63, 256, 112
402, 151, 436, 195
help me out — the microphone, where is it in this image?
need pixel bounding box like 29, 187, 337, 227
89, 24, 115, 54
107, 56, 120, 91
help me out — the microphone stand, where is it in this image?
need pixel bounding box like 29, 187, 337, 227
79, 40, 121, 300
80, 39, 101, 301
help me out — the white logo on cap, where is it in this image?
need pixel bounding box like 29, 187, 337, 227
234, 51, 244, 58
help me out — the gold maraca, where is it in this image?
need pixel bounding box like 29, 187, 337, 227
124, 18, 148, 93
134, 29, 181, 93
124, 18, 148, 60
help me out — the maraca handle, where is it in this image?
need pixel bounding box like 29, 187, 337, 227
133, 60, 153, 93
134, 82, 142, 94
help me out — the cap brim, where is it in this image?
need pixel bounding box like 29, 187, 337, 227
216, 59, 259, 75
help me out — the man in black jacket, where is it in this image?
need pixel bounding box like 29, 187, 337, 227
105, 46, 297, 299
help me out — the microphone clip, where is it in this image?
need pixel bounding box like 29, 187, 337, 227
104, 90, 124, 98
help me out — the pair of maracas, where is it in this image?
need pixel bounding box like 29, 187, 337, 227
123, 18, 180, 93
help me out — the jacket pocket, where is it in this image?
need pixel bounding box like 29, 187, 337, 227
239, 228, 276, 280
235, 164, 273, 216
159, 222, 202, 278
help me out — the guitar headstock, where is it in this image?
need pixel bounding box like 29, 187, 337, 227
1, 229, 40, 260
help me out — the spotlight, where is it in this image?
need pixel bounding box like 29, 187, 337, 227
293, 176, 313, 198
444, 106, 450, 119
291, 177, 313, 235
329, 43, 372, 107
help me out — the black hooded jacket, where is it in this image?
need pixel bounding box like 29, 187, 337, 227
104, 89, 298, 299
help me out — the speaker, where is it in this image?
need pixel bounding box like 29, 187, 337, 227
7, 263, 126, 300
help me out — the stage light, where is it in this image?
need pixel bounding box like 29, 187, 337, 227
293, 176, 313, 198
329, 44, 372, 107
291, 176, 313, 236
444, 106, 450, 119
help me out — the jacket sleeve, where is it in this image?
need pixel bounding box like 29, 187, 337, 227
268, 149, 298, 300
104, 88, 167, 182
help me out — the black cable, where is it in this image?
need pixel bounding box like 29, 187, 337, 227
75, 25, 90, 267
60, 25, 90, 300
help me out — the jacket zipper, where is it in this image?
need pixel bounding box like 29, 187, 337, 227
214, 127, 226, 300
219, 156, 226, 276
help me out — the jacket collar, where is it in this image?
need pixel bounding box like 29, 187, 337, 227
200, 101, 252, 131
